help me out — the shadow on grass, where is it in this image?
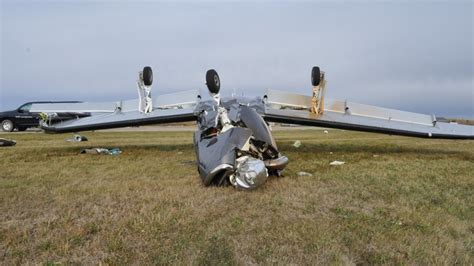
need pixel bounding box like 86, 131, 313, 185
198, 235, 237, 265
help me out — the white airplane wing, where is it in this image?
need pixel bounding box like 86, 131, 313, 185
29, 65, 473, 139
30, 90, 200, 133
262, 89, 473, 139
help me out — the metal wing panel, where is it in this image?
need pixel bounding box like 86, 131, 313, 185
154, 89, 201, 109
31, 90, 201, 113
263, 90, 473, 139
41, 108, 197, 133
32, 90, 202, 133
30, 102, 118, 113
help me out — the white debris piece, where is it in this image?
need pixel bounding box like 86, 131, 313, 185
80, 147, 121, 155
323, 130, 329, 134
66, 134, 88, 142
293, 140, 301, 148
329, 160, 345, 166
298, 171, 313, 177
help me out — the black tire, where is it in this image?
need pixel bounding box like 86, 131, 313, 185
17, 127, 27, 132
1, 119, 14, 132
143, 66, 153, 86
206, 69, 220, 94
311, 66, 321, 86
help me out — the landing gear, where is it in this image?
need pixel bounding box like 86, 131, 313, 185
206, 69, 220, 94
137, 66, 153, 113
311, 66, 321, 86
310, 66, 326, 115
143, 66, 153, 86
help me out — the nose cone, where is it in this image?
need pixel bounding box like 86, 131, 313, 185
234, 156, 268, 190
206, 69, 220, 94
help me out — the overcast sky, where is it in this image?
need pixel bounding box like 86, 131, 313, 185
1, 1, 473, 118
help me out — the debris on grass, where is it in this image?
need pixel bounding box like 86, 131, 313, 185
373, 154, 380, 158
0, 138, 16, 147
80, 147, 122, 155
297, 171, 313, 177
66, 134, 88, 142
329, 160, 345, 166
293, 140, 301, 148
323, 130, 329, 134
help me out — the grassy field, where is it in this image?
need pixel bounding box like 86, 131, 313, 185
0, 129, 473, 264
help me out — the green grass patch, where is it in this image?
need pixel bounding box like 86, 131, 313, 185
0, 129, 473, 264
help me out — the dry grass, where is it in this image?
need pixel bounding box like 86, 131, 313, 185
0, 129, 473, 264
444, 118, 474, 126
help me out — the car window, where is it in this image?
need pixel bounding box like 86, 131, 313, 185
19, 103, 32, 112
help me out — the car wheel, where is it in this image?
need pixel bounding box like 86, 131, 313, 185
1, 119, 14, 132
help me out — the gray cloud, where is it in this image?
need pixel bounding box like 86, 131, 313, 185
1, 1, 472, 118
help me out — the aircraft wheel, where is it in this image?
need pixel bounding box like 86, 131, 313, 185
206, 69, 220, 94
311, 66, 321, 86
1, 119, 14, 132
143, 66, 153, 86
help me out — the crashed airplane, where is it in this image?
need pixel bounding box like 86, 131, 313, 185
31, 66, 474, 189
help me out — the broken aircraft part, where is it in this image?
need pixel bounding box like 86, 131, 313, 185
80, 147, 122, 155
0, 138, 16, 147
32, 66, 474, 190
66, 134, 88, 142
231, 156, 268, 190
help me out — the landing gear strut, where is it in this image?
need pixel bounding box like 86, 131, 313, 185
137, 66, 153, 113
310, 66, 326, 115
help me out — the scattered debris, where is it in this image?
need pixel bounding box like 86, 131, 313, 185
323, 130, 329, 134
298, 171, 313, 177
0, 138, 16, 147
80, 148, 122, 155
293, 140, 301, 148
66, 134, 88, 142
373, 154, 379, 158
329, 160, 345, 166
330, 152, 333, 154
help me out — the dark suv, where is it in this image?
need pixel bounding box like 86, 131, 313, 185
0, 101, 84, 132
